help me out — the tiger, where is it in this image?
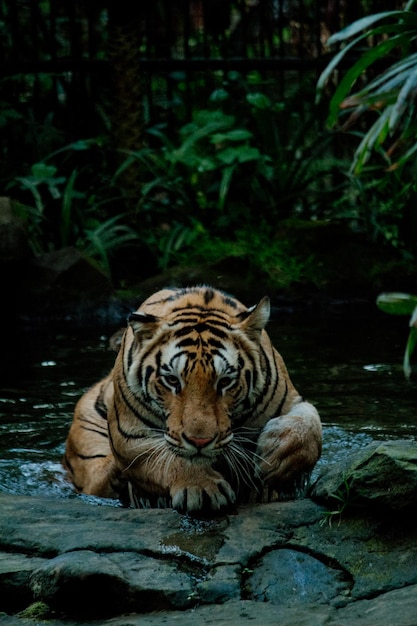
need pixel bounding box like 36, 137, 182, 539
63, 285, 322, 514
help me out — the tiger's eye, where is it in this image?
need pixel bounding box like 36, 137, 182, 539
217, 377, 233, 391
164, 374, 181, 393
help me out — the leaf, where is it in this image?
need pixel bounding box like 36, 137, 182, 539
403, 325, 417, 379
388, 140, 417, 170
351, 107, 392, 173
327, 36, 407, 127
31, 163, 57, 180
357, 53, 417, 97
61, 169, 78, 247
217, 146, 261, 164
246, 93, 272, 109
211, 129, 253, 143
327, 12, 408, 45
209, 88, 229, 103
219, 164, 235, 210
236, 146, 261, 163
69, 139, 100, 151
216, 147, 239, 165
174, 119, 233, 164
388, 65, 417, 132
316, 35, 368, 101
376, 292, 417, 316
410, 306, 417, 327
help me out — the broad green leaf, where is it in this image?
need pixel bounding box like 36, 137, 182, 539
217, 145, 261, 165
376, 292, 417, 316
235, 146, 261, 163
196, 157, 217, 172
211, 129, 253, 143
192, 109, 234, 128
31, 163, 57, 179
216, 147, 240, 165
69, 139, 100, 151
209, 88, 229, 102
246, 93, 272, 110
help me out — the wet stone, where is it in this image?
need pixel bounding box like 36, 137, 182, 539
30, 550, 195, 617
246, 548, 350, 605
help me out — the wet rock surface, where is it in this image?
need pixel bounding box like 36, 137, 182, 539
1, 441, 417, 625
311, 439, 417, 512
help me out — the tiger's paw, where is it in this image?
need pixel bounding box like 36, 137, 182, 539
170, 478, 236, 514
256, 413, 321, 501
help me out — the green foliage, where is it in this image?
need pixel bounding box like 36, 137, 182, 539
320, 476, 353, 527
115, 76, 344, 273
376, 292, 417, 379
11, 160, 84, 255
175, 225, 315, 288
321, 1, 417, 379
317, 1, 417, 174
10, 139, 140, 282
317, 1, 417, 257
81, 214, 140, 280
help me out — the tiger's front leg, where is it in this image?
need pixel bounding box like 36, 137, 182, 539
169, 464, 236, 514
127, 457, 236, 514
256, 401, 322, 502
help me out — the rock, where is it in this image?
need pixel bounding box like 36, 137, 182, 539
21, 247, 114, 318
30, 550, 195, 617
0, 196, 126, 329
1, 489, 417, 625
310, 439, 417, 511
246, 548, 349, 606
0, 197, 32, 263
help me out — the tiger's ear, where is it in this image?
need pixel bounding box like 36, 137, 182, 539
128, 311, 160, 340
236, 296, 270, 341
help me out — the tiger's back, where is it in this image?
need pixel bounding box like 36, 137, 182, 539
63, 286, 322, 513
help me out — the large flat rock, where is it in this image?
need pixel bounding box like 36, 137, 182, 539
1, 489, 417, 625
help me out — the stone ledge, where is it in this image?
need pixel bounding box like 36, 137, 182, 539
1, 474, 417, 625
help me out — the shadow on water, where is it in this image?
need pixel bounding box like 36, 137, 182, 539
1, 310, 416, 501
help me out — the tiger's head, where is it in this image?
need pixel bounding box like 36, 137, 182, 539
111, 287, 273, 469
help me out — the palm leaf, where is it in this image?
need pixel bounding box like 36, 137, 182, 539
316, 35, 364, 101
351, 107, 393, 173
327, 35, 408, 127
327, 11, 412, 45
388, 66, 417, 131
356, 53, 417, 97
403, 324, 417, 380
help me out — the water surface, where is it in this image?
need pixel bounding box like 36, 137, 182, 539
1, 313, 416, 501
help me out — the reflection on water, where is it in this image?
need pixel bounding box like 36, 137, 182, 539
1, 314, 416, 501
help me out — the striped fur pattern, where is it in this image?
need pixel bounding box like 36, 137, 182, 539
63, 286, 322, 513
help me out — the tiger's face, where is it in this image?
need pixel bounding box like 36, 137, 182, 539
119, 289, 271, 464
135, 330, 242, 460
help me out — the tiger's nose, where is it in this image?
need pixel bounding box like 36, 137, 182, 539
185, 435, 214, 449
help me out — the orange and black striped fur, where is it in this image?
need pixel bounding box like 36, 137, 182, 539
63, 286, 322, 513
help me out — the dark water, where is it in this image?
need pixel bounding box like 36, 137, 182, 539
1, 313, 416, 501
